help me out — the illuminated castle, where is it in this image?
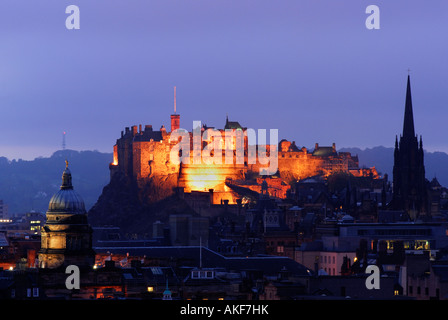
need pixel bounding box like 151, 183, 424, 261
109, 87, 379, 205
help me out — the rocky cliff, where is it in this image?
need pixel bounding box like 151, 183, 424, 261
87, 172, 195, 236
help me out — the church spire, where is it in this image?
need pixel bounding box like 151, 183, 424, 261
392, 75, 428, 218
402, 75, 415, 139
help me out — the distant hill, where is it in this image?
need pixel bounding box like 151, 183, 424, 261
0, 150, 112, 215
339, 146, 448, 187
2, 146, 447, 216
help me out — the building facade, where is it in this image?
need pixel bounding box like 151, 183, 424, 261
38, 162, 95, 269
108, 98, 378, 206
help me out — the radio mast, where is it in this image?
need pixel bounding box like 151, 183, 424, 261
62, 131, 66, 150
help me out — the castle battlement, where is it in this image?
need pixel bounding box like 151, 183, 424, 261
109, 112, 379, 205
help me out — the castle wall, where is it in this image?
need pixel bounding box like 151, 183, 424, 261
179, 162, 245, 192
132, 139, 179, 186
111, 120, 379, 205
277, 151, 324, 182
115, 127, 136, 177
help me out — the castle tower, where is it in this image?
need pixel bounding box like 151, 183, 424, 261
392, 75, 428, 219
38, 161, 95, 269
170, 86, 180, 132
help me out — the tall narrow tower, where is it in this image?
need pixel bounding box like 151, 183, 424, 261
170, 86, 180, 132
62, 131, 66, 150
392, 75, 428, 219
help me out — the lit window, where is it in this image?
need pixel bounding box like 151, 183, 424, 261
147, 286, 154, 292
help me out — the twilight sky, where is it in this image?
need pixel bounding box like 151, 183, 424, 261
1, 0, 447, 160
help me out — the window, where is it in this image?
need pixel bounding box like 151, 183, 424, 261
150, 267, 163, 275
192, 270, 214, 279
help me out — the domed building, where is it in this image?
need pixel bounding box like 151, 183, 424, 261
38, 161, 95, 269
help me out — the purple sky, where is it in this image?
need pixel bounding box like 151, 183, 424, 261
1, 0, 447, 160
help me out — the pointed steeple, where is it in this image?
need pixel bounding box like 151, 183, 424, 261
392, 75, 428, 218
402, 75, 415, 139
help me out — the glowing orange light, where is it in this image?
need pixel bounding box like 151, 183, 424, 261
183, 165, 226, 191
112, 145, 118, 165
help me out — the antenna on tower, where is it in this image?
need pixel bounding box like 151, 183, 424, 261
62, 131, 66, 150
174, 86, 177, 114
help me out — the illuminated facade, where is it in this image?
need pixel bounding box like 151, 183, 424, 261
38, 162, 95, 269
337, 222, 448, 259
109, 111, 378, 205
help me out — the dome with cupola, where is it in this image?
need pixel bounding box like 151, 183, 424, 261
39, 160, 95, 269
47, 160, 86, 214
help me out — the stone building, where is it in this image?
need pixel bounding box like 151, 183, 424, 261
107, 92, 378, 207
405, 252, 448, 300
391, 75, 429, 219
38, 161, 95, 269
